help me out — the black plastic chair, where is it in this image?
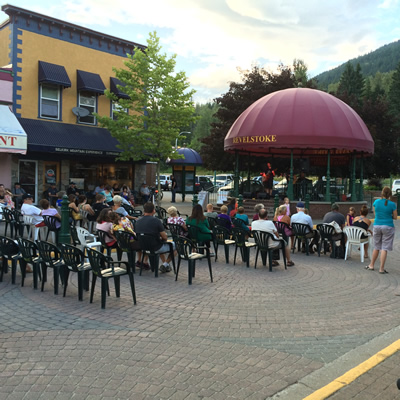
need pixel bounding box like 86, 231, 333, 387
17, 238, 42, 289
14, 210, 29, 237
114, 231, 137, 274
291, 222, 314, 255
87, 247, 136, 309
43, 215, 61, 243
252, 230, 287, 271
316, 224, 338, 258
137, 233, 176, 277
207, 216, 217, 231
175, 236, 213, 285
70, 224, 81, 246
96, 230, 122, 260
232, 217, 249, 232
167, 223, 187, 241
216, 216, 232, 231
36, 240, 65, 294
273, 220, 291, 244
213, 225, 235, 264
3, 208, 18, 238
0, 235, 21, 284
231, 227, 257, 268
59, 244, 91, 301
122, 204, 142, 218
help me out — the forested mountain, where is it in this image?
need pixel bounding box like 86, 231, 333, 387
314, 40, 400, 89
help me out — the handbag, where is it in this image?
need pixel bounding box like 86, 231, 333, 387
327, 221, 342, 234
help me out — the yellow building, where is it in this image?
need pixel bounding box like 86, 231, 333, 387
0, 4, 155, 202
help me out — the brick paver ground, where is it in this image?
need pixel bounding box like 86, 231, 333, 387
1, 197, 400, 399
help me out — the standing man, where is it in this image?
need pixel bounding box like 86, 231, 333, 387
46, 183, 58, 206
170, 175, 177, 203
12, 182, 26, 210
135, 202, 176, 273
262, 162, 274, 198
251, 209, 295, 266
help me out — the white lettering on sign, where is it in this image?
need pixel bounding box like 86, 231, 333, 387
0, 135, 18, 146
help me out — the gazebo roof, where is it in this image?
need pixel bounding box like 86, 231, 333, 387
224, 88, 374, 158
168, 147, 203, 166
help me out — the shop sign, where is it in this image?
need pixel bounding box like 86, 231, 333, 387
54, 147, 120, 156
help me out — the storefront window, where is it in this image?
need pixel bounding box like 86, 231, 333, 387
69, 161, 133, 193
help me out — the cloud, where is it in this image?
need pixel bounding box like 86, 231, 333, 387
12, 0, 400, 102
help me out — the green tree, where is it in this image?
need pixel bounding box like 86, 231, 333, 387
97, 31, 196, 190
337, 62, 364, 105
388, 61, 400, 117
190, 102, 219, 152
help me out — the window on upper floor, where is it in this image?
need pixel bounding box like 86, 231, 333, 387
39, 84, 60, 120
78, 91, 96, 125
112, 102, 128, 121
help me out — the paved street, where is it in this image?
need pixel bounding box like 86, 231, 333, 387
1, 196, 400, 399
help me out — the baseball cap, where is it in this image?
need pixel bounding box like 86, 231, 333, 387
296, 201, 305, 208
22, 193, 33, 200
70, 181, 76, 185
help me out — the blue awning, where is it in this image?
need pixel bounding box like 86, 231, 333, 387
77, 70, 106, 94
38, 61, 71, 87
18, 118, 121, 157
110, 77, 129, 99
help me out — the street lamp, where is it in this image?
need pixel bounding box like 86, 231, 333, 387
175, 131, 191, 149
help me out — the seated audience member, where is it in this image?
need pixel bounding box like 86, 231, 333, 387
100, 185, 114, 205
290, 201, 319, 253
112, 183, 120, 195
39, 199, 61, 228
352, 205, 372, 256
167, 206, 188, 235
21, 193, 44, 227
204, 203, 218, 219
92, 194, 109, 219
112, 195, 136, 220
96, 209, 118, 249
68, 194, 82, 222
77, 194, 96, 221
186, 204, 213, 248
0, 184, 7, 206
273, 204, 294, 248
56, 191, 66, 208
3, 188, 15, 209
217, 205, 232, 231
322, 203, 346, 249
252, 203, 265, 221
235, 206, 250, 232
135, 202, 176, 273
251, 209, 295, 266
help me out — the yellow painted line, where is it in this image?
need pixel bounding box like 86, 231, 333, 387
303, 339, 400, 400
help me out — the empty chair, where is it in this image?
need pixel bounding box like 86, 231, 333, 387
343, 226, 371, 262
0, 235, 21, 284
36, 240, 65, 294
175, 236, 213, 285
213, 225, 235, 264
59, 244, 91, 301
87, 248, 136, 309
75, 226, 102, 253
231, 227, 257, 268
252, 230, 287, 271
17, 238, 42, 289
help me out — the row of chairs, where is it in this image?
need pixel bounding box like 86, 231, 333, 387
0, 234, 136, 309
273, 221, 370, 261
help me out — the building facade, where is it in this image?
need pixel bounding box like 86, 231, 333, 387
0, 4, 155, 201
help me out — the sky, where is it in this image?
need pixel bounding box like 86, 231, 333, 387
1, 0, 400, 103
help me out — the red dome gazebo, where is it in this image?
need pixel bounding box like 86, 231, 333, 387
224, 88, 374, 201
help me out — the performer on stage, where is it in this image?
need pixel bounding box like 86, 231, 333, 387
261, 162, 275, 197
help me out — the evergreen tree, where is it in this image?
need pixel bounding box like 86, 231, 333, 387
388, 61, 400, 117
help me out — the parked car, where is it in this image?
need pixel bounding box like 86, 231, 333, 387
392, 179, 400, 194
218, 178, 264, 196
195, 176, 214, 193
215, 174, 234, 185
155, 175, 170, 191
